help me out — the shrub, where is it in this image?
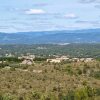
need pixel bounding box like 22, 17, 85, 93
93, 71, 100, 79
65, 86, 95, 100
95, 88, 100, 96
65, 65, 73, 75
77, 69, 82, 75
32, 91, 41, 99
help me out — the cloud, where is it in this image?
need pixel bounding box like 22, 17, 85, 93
95, 5, 100, 8
33, 3, 48, 7
79, 0, 100, 3
25, 9, 46, 15
0, 26, 10, 29
76, 20, 100, 26
79, 0, 96, 3
64, 13, 78, 19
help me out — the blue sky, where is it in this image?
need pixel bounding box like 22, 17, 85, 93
0, 0, 100, 33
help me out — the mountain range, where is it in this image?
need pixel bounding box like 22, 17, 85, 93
0, 29, 100, 44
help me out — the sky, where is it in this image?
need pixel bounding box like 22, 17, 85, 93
0, 0, 100, 33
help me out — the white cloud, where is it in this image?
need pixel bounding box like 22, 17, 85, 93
95, 5, 100, 9
25, 9, 46, 15
64, 13, 78, 19
79, 0, 100, 3
76, 20, 100, 26
79, 0, 96, 3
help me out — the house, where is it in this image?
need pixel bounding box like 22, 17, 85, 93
47, 56, 69, 63
84, 58, 93, 62
19, 54, 35, 65
0, 61, 3, 63
5, 53, 15, 57
47, 59, 61, 63
0, 61, 6, 63
71, 58, 80, 62
80, 58, 85, 62
56, 56, 69, 61
21, 59, 33, 65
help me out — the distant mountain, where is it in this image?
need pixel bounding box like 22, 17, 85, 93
0, 29, 100, 44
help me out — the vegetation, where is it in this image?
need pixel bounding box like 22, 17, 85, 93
0, 43, 100, 58
0, 44, 100, 99
0, 58, 99, 99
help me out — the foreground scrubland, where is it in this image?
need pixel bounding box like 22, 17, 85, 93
0, 59, 100, 100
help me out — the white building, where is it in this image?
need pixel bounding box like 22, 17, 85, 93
84, 58, 93, 62
47, 59, 61, 63
21, 59, 33, 65
47, 56, 69, 63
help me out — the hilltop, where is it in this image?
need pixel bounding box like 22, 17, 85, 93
0, 28, 100, 44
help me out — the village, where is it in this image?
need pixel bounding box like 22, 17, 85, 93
0, 53, 94, 66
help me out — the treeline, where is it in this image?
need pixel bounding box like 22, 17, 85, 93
0, 57, 22, 68
0, 57, 22, 62
0, 43, 100, 58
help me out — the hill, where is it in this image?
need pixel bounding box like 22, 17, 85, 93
0, 29, 100, 44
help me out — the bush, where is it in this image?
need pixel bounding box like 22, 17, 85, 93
0, 57, 22, 63
93, 71, 100, 79
77, 69, 82, 75
65, 86, 95, 100
95, 88, 100, 96
0, 94, 12, 100
65, 65, 73, 75
32, 91, 41, 99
